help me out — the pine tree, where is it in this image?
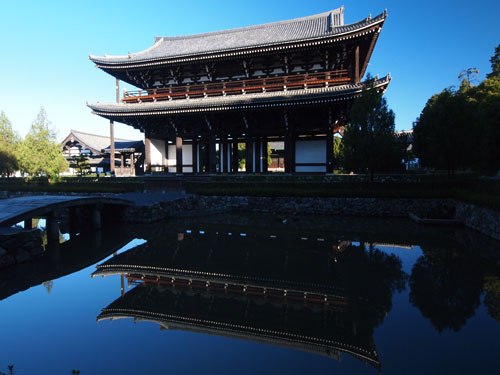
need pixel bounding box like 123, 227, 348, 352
0, 111, 20, 177
342, 78, 399, 179
18, 108, 68, 179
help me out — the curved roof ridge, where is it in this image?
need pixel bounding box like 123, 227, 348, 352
158, 7, 343, 42
90, 7, 387, 66
70, 129, 136, 142
89, 38, 164, 61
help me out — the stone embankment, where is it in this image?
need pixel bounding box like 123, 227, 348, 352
0, 228, 44, 268
1, 193, 498, 269
122, 196, 456, 222
456, 202, 500, 241
122, 195, 499, 241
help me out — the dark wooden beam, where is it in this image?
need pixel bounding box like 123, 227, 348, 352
208, 135, 217, 173
262, 138, 268, 173
245, 135, 253, 173
283, 111, 295, 173
145, 136, 151, 174
110, 121, 115, 174
254, 138, 261, 173
192, 139, 198, 173
176, 136, 183, 174
222, 137, 229, 173
327, 108, 334, 174
354, 45, 360, 83
231, 140, 239, 173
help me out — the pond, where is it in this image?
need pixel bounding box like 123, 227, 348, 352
1, 214, 499, 374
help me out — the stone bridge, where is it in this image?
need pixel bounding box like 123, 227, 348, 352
0, 195, 133, 243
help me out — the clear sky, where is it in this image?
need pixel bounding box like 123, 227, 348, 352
0, 0, 498, 141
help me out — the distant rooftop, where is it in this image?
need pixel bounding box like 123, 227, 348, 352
62, 130, 143, 154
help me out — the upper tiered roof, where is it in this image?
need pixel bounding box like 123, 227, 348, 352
89, 7, 387, 68
88, 75, 391, 118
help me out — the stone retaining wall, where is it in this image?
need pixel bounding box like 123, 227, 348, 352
0, 229, 44, 268
456, 202, 500, 241
122, 196, 456, 222
122, 195, 499, 242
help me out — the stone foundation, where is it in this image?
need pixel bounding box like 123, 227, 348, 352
456, 202, 500, 241
122, 195, 499, 242
0, 229, 44, 268
122, 196, 456, 221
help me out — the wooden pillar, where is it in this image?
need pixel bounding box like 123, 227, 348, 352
145, 136, 152, 174
231, 140, 239, 173
284, 111, 294, 173
245, 135, 253, 173
129, 153, 134, 173
92, 207, 102, 230
222, 138, 229, 173
354, 45, 360, 83
24, 218, 33, 230
192, 139, 198, 173
110, 79, 119, 175
120, 154, 125, 168
262, 138, 268, 173
176, 136, 183, 174
46, 213, 60, 245
69, 207, 80, 239
284, 133, 295, 173
208, 135, 217, 173
254, 138, 261, 173
326, 127, 334, 174
110, 121, 115, 174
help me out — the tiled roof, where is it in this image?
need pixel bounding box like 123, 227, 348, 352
62, 130, 142, 154
88, 75, 391, 116
89, 7, 386, 67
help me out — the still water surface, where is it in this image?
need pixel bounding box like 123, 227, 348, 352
1, 214, 500, 374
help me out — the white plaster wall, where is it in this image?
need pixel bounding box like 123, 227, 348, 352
167, 144, 193, 173
296, 166, 326, 172
167, 144, 176, 173
295, 140, 326, 172
151, 139, 166, 166
183, 144, 193, 173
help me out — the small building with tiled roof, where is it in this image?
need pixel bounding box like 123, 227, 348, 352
88, 6, 390, 174
61, 130, 144, 176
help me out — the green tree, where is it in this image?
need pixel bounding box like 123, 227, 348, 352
483, 275, 500, 322
467, 76, 500, 171
414, 72, 500, 174
18, 108, 68, 179
342, 78, 400, 179
0, 111, 20, 177
413, 88, 473, 175
0, 150, 18, 177
486, 44, 500, 79
68, 154, 91, 177
333, 135, 344, 169
458, 67, 479, 86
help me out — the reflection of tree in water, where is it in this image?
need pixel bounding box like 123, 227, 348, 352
42, 280, 53, 294
483, 276, 500, 322
340, 243, 407, 329
409, 248, 483, 332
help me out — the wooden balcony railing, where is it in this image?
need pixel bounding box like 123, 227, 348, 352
122, 70, 350, 103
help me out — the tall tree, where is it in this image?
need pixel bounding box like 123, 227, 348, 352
0, 111, 20, 177
486, 44, 500, 79
413, 89, 472, 175
342, 78, 400, 179
18, 108, 68, 179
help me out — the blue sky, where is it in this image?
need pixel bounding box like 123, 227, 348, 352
0, 0, 498, 141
